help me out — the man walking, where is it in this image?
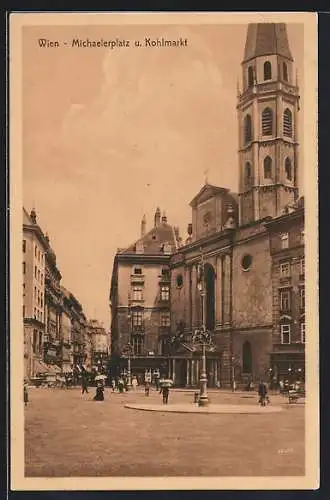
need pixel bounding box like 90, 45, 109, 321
258, 379, 267, 406
81, 375, 89, 394
160, 386, 170, 405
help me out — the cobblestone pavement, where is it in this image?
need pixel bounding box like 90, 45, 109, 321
24, 386, 305, 477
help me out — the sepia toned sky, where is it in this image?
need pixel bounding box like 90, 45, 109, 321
22, 23, 304, 327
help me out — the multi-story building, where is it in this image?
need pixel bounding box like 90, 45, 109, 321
110, 22, 306, 388
110, 209, 182, 379
43, 234, 65, 369
87, 319, 110, 373
265, 198, 305, 380
23, 208, 47, 379
23, 207, 92, 380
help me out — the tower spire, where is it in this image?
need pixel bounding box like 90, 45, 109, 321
238, 23, 299, 225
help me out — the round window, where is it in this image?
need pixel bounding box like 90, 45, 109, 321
241, 254, 252, 271
176, 274, 183, 288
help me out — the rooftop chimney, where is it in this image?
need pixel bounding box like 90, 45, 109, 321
161, 211, 167, 224
154, 207, 161, 227
141, 214, 146, 237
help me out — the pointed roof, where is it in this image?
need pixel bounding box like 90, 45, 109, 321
120, 221, 178, 256
243, 23, 293, 63
189, 183, 229, 208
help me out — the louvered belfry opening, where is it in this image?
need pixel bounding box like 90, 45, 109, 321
244, 114, 252, 143
262, 108, 273, 135
283, 108, 293, 137
285, 157, 293, 181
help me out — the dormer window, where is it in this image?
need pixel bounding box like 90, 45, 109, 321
163, 242, 172, 255
135, 241, 144, 254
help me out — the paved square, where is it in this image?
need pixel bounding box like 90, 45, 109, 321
24, 387, 305, 477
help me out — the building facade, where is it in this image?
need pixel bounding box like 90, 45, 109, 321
87, 319, 110, 373
110, 209, 182, 380
265, 199, 305, 381
23, 208, 47, 379
110, 22, 305, 388
23, 207, 93, 381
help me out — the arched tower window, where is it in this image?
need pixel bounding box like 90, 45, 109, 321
264, 156, 272, 179
248, 66, 254, 87
283, 62, 288, 81
283, 108, 293, 137
264, 61, 272, 81
285, 157, 293, 181
242, 341, 252, 373
245, 162, 252, 183
262, 107, 273, 135
244, 114, 252, 144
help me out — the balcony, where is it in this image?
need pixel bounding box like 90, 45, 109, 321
130, 274, 145, 284
279, 276, 292, 286
130, 298, 145, 307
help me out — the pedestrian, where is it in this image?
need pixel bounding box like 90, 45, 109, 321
160, 386, 170, 405
118, 377, 124, 393
81, 375, 89, 394
111, 378, 116, 392
132, 376, 138, 391
145, 381, 150, 396
24, 381, 29, 406
258, 379, 268, 406
93, 382, 104, 401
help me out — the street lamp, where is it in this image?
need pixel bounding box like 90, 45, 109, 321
122, 342, 133, 388
193, 248, 215, 407
192, 326, 214, 406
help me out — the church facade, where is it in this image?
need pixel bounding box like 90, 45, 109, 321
110, 22, 305, 387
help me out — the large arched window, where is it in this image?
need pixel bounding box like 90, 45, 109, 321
242, 341, 252, 373
283, 62, 288, 82
244, 114, 252, 144
248, 66, 254, 87
283, 108, 293, 137
264, 61, 272, 81
264, 156, 272, 179
262, 107, 273, 136
285, 157, 293, 181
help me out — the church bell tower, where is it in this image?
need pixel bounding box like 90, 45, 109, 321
237, 23, 299, 225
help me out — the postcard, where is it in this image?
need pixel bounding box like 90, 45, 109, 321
9, 11, 318, 491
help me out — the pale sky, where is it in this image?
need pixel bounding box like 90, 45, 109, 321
22, 23, 304, 327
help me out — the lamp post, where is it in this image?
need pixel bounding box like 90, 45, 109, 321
193, 327, 214, 406
124, 292, 133, 388
193, 249, 215, 407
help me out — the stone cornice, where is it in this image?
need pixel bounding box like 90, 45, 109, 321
238, 137, 298, 153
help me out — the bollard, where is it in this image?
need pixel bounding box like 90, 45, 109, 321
194, 391, 199, 404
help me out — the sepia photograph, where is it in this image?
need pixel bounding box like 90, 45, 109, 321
9, 11, 318, 490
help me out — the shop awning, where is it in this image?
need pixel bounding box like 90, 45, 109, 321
46, 364, 61, 374
34, 360, 49, 374
61, 366, 73, 374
